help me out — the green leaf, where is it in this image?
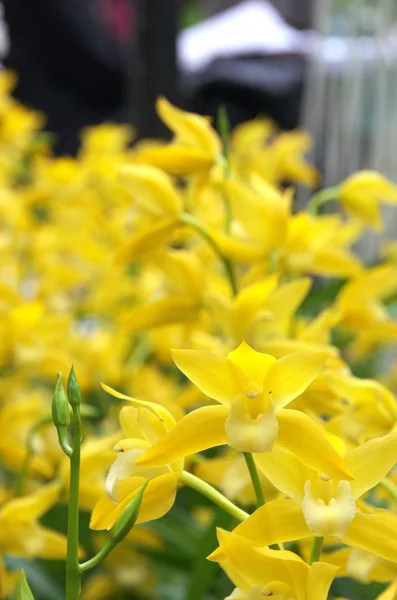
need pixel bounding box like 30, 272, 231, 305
16, 571, 35, 600
5, 558, 63, 600
186, 507, 235, 600
149, 506, 202, 556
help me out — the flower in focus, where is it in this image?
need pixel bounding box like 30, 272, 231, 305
136, 341, 351, 480
233, 431, 397, 561
209, 529, 338, 600
91, 391, 182, 531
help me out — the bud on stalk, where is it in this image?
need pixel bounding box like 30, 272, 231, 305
67, 365, 81, 409
52, 371, 72, 457
52, 372, 70, 429
110, 480, 150, 545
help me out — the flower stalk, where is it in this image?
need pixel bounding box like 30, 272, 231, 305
180, 470, 249, 522
243, 452, 265, 507
79, 480, 149, 574
65, 368, 82, 600
307, 186, 339, 215
180, 212, 238, 296
309, 536, 324, 565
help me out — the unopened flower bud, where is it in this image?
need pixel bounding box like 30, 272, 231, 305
52, 372, 70, 428
110, 480, 149, 545
67, 365, 81, 409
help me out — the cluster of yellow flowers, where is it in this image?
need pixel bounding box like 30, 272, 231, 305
2, 69, 397, 600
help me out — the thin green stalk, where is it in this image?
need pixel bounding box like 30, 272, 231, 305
180, 212, 238, 296
307, 186, 339, 215
180, 470, 248, 522
80, 480, 148, 575
243, 452, 265, 507
79, 542, 112, 574
217, 105, 233, 234
380, 477, 397, 504
309, 536, 324, 564
221, 167, 232, 234
66, 406, 82, 600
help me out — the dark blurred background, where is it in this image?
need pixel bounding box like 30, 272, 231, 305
3, 0, 397, 206
2, 0, 313, 154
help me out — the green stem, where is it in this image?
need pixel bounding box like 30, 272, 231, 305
217, 105, 233, 234
58, 426, 73, 457
243, 452, 265, 507
79, 540, 114, 574
180, 470, 248, 522
380, 477, 397, 504
180, 212, 238, 296
307, 186, 339, 216
309, 536, 324, 564
66, 406, 82, 600
221, 159, 232, 234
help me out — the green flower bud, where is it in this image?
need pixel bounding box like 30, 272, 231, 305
110, 480, 149, 545
52, 372, 70, 428
67, 365, 81, 408
16, 570, 35, 600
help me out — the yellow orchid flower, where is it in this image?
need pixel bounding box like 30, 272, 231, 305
90, 392, 182, 531
60, 435, 120, 511
317, 545, 397, 584
268, 129, 320, 187
205, 275, 313, 346
118, 250, 205, 332
231, 117, 274, 164
211, 177, 290, 264
335, 264, 397, 351
234, 431, 397, 561
136, 341, 352, 480
377, 580, 397, 600
324, 372, 397, 443
339, 171, 397, 230
0, 483, 67, 559
211, 197, 361, 277
0, 557, 19, 598
255, 300, 341, 358
116, 164, 184, 261
281, 212, 362, 278
134, 97, 222, 176
255, 319, 348, 420
126, 363, 188, 419
79, 122, 135, 158
209, 529, 338, 600
231, 118, 319, 187
0, 391, 60, 479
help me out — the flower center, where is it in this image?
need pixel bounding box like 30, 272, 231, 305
225, 387, 279, 453
259, 581, 296, 599
302, 478, 356, 538
106, 448, 170, 501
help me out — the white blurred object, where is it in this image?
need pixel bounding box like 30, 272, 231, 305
178, 0, 309, 73
178, 0, 393, 73
0, 2, 9, 64
178, 0, 397, 192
